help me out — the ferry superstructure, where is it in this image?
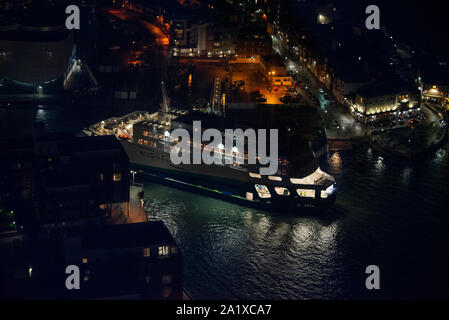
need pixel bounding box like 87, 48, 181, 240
87, 109, 337, 211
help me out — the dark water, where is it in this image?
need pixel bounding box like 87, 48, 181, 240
2, 107, 449, 299
143, 146, 449, 299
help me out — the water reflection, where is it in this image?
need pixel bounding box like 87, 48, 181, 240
328, 152, 342, 175
137, 136, 449, 299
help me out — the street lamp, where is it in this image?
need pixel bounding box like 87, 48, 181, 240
130, 170, 136, 184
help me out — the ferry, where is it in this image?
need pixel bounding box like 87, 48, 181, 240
86, 107, 337, 212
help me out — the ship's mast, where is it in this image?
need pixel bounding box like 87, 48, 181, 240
161, 81, 169, 114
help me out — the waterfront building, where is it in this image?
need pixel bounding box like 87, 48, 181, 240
350, 78, 420, 123
419, 66, 449, 107
32, 124, 130, 229
64, 221, 183, 299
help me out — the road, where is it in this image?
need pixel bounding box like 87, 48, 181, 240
272, 34, 366, 139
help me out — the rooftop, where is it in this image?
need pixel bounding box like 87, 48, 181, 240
82, 221, 176, 250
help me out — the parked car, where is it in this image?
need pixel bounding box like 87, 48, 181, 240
280, 95, 292, 103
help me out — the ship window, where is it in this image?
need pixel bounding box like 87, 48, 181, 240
290, 178, 305, 184
321, 184, 335, 198
143, 247, 150, 257
254, 184, 271, 198
296, 189, 315, 198
268, 176, 282, 181
249, 172, 261, 179
246, 192, 253, 200
274, 187, 290, 196
113, 173, 122, 181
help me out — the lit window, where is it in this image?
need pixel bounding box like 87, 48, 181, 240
82, 258, 88, 264
296, 189, 315, 198
113, 173, 122, 181
162, 275, 172, 285
254, 184, 271, 198
158, 246, 169, 256
99, 173, 104, 181
290, 178, 305, 184
143, 247, 150, 257
83, 276, 89, 281
162, 286, 172, 298
170, 246, 178, 254
268, 176, 282, 181
274, 187, 290, 196
249, 172, 261, 179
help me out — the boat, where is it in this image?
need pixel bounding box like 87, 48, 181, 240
87, 107, 337, 212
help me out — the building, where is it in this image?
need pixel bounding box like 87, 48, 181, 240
0, 8, 74, 93
419, 66, 449, 107
0, 124, 184, 300
350, 79, 420, 123
235, 25, 272, 63
32, 126, 130, 228
260, 54, 292, 86
64, 221, 183, 299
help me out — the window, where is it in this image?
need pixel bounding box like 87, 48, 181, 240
113, 173, 122, 181
145, 276, 150, 284
170, 246, 178, 254
143, 247, 150, 257
158, 246, 169, 256
290, 178, 305, 184
296, 189, 315, 198
99, 173, 104, 181
82, 258, 88, 264
268, 176, 282, 181
162, 286, 172, 298
274, 187, 290, 196
254, 184, 271, 198
249, 172, 261, 179
162, 275, 172, 285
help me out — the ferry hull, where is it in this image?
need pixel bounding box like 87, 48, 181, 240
122, 142, 336, 213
